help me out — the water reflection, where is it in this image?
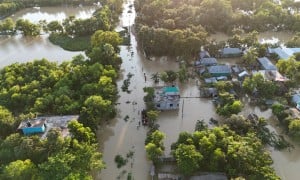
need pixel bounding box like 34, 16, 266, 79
209, 31, 294, 45
11, 6, 95, 23
0, 35, 83, 67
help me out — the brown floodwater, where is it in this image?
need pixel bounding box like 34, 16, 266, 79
0, 6, 97, 67
210, 31, 294, 45
10, 6, 96, 23
97, 1, 300, 180
0, 35, 84, 66
0, 1, 299, 179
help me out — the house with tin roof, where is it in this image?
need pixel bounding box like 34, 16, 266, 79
195, 57, 218, 67
17, 118, 46, 135
257, 57, 277, 70
154, 86, 180, 110
17, 115, 79, 138
208, 65, 232, 77
219, 48, 243, 58
268, 47, 300, 60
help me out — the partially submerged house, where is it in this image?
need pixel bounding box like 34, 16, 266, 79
208, 65, 232, 77
268, 47, 300, 60
219, 48, 243, 58
200, 87, 218, 98
257, 57, 277, 70
204, 77, 217, 84
154, 86, 180, 110
195, 57, 218, 67
17, 118, 46, 135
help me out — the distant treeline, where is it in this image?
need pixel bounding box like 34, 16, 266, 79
135, 0, 300, 57
0, 0, 99, 18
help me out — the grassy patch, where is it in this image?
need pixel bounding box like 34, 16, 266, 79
49, 33, 91, 51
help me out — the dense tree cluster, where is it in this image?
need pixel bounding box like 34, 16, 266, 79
0, 57, 118, 120
145, 130, 165, 163
276, 56, 300, 84
171, 126, 279, 179
0, 0, 124, 178
213, 81, 243, 117
242, 73, 279, 99
135, 0, 300, 57
272, 103, 300, 139
0, 122, 104, 179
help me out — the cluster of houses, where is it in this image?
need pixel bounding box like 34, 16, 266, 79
196, 46, 300, 109
148, 46, 300, 112
17, 47, 300, 138
196, 47, 291, 87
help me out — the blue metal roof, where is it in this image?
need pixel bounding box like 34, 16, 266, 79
222, 48, 242, 55
208, 65, 231, 74
200, 58, 217, 65
163, 86, 179, 93
257, 57, 277, 70
269, 47, 300, 60
292, 94, 300, 104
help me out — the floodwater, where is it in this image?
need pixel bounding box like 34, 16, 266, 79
210, 31, 295, 66
97, 0, 219, 179
210, 31, 294, 45
97, 1, 300, 180
0, 35, 84, 67
0, 1, 299, 179
0, 6, 96, 67
10, 6, 95, 23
